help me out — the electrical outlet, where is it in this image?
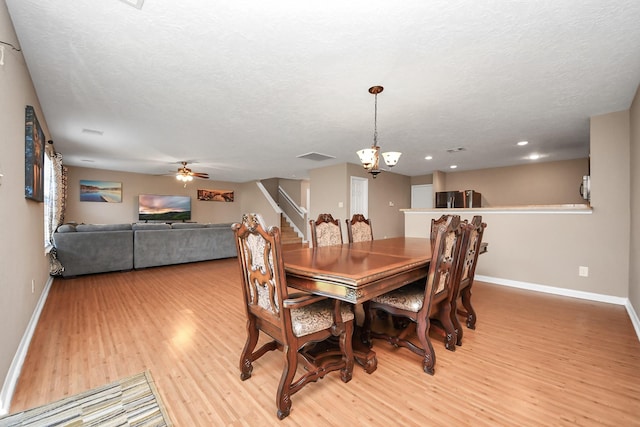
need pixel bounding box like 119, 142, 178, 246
388, 201, 394, 207
578, 266, 589, 277
31, 279, 35, 293
338, 202, 344, 208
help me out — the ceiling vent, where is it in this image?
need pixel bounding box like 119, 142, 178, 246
118, 0, 144, 9
81, 128, 104, 135
296, 152, 336, 161
446, 147, 466, 153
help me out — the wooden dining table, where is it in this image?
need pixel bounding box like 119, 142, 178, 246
283, 237, 488, 373
283, 237, 434, 304
283, 237, 435, 373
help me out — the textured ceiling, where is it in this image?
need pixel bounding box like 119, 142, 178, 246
6, 1, 640, 182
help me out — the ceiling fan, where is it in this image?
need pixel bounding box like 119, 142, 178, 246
175, 161, 209, 185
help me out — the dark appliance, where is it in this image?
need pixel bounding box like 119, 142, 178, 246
435, 190, 482, 208
463, 190, 482, 207
435, 191, 463, 208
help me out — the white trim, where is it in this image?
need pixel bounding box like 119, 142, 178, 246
256, 181, 282, 214
476, 275, 639, 342
626, 299, 640, 341
476, 275, 627, 305
0, 276, 54, 415
278, 186, 306, 218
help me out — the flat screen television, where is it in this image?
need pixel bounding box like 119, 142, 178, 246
138, 194, 191, 221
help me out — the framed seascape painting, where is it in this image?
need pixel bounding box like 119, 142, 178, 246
25, 105, 45, 202
197, 188, 234, 202
80, 180, 122, 202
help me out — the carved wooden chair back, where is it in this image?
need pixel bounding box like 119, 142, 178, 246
346, 214, 373, 243
452, 215, 487, 342
362, 214, 465, 375
309, 213, 343, 247
232, 213, 354, 419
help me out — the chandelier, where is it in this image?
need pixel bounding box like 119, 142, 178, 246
356, 86, 401, 178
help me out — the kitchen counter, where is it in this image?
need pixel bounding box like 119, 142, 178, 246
402, 204, 592, 215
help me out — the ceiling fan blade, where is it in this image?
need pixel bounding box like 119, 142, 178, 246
193, 173, 209, 179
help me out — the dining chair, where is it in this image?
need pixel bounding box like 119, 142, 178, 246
309, 213, 343, 247
452, 215, 487, 344
362, 214, 465, 375
346, 214, 373, 243
232, 213, 354, 419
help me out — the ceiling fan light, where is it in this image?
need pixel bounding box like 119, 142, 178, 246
382, 151, 401, 167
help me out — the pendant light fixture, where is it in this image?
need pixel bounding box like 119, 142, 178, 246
356, 86, 401, 178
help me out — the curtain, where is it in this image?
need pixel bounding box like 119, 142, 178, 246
44, 146, 66, 275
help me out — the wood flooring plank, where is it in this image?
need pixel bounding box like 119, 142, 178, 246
8, 258, 640, 426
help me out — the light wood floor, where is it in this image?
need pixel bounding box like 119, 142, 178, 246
10, 258, 640, 426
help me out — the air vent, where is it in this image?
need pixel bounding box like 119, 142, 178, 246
81, 128, 104, 135
296, 152, 336, 161
118, 0, 144, 9
446, 147, 466, 153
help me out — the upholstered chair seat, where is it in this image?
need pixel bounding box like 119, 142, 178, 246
290, 299, 355, 337
370, 283, 424, 312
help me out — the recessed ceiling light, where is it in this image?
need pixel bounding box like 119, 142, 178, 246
425, 156, 433, 160
450, 165, 458, 169
528, 154, 540, 160
517, 141, 529, 146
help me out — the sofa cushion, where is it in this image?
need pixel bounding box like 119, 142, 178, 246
56, 224, 76, 233
76, 223, 132, 232
132, 223, 171, 230
171, 223, 206, 229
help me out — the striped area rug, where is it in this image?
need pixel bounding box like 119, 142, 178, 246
0, 371, 172, 427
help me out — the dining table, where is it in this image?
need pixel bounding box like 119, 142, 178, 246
282, 236, 488, 373
283, 237, 435, 373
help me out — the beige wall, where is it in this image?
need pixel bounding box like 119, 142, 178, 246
0, 1, 52, 411
65, 166, 243, 224
405, 111, 631, 299
427, 158, 589, 207
629, 85, 639, 312
309, 163, 410, 242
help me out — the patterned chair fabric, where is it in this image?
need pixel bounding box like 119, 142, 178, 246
346, 214, 373, 243
309, 213, 343, 248
362, 215, 465, 375
233, 213, 354, 419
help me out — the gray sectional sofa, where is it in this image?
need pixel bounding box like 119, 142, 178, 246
53, 222, 236, 277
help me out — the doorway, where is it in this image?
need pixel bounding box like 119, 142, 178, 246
350, 176, 369, 218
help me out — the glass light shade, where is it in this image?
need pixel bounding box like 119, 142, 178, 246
382, 151, 402, 167
176, 173, 193, 182
357, 146, 380, 170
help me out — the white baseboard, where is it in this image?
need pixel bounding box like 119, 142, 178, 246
476, 275, 639, 342
0, 276, 54, 416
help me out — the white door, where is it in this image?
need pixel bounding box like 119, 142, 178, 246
411, 184, 433, 208
350, 176, 369, 218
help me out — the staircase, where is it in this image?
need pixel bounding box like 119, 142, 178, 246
280, 215, 304, 247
